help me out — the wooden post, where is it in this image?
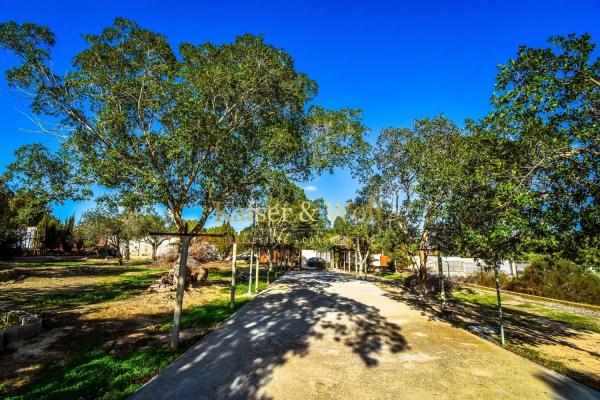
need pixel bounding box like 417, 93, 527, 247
171, 226, 189, 350
266, 247, 271, 284
248, 245, 254, 295
437, 252, 446, 310
255, 248, 260, 292
230, 243, 237, 310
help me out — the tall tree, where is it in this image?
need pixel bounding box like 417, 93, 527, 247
485, 33, 599, 261
128, 212, 172, 261
363, 116, 464, 294
0, 19, 368, 235
77, 201, 131, 265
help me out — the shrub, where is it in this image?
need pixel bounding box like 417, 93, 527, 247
507, 256, 600, 305
463, 270, 511, 288
404, 273, 456, 295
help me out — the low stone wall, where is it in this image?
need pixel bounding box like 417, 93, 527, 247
1, 311, 43, 350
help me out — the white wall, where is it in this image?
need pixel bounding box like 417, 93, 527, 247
413, 256, 527, 277
128, 237, 179, 258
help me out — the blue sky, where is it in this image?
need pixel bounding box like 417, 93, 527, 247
1, 0, 599, 229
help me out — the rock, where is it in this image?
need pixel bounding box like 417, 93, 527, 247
148, 258, 209, 292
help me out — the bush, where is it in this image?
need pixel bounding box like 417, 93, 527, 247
404, 273, 456, 295
507, 256, 600, 305
463, 271, 511, 288
459, 257, 600, 305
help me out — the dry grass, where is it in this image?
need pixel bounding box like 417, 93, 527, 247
0, 259, 262, 398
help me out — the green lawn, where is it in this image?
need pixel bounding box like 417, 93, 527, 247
377, 272, 407, 284
4, 298, 244, 400
2, 262, 273, 400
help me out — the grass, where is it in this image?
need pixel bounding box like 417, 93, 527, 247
515, 303, 600, 333
378, 272, 407, 284
5, 297, 250, 400
6, 269, 164, 311
4, 332, 182, 400
0, 321, 12, 330
454, 289, 600, 333
0, 258, 152, 268
508, 345, 568, 374
452, 290, 500, 307
2, 261, 274, 399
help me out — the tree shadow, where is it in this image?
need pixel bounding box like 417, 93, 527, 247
375, 279, 600, 391
0, 270, 162, 315
533, 371, 600, 400
0, 264, 150, 281
131, 270, 409, 399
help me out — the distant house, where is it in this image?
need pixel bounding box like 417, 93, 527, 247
128, 238, 179, 258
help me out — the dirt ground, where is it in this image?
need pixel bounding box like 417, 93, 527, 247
0, 260, 232, 393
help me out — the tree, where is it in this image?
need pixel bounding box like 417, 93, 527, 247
77, 202, 130, 265
251, 177, 327, 281
128, 212, 172, 261
1, 19, 368, 348
440, 33, 600, 344
203, 221, 236, 260
330, 200, 379, 276
362, 116, 464, 294
0, 19, 367, 235
485, 33, 599, 263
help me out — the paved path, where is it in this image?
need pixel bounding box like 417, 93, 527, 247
132, 270, 600, 400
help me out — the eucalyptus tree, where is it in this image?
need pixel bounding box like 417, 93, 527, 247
0, 19, 368, 347
363, 116, 464, 294
0, 18, 368, 235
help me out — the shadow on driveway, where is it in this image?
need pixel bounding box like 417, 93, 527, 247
132, 270, 409, 399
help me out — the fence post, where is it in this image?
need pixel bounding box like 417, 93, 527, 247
230, 243, 237, 310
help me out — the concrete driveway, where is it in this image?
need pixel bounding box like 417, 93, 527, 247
132, 270, 600, 400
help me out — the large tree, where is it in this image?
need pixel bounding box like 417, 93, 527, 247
484, 33, 599, 261
0, 19, 367, 235
362, 116, 464, 294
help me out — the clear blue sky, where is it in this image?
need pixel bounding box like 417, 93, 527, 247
1, 0, 599, 228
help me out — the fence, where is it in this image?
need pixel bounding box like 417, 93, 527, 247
417, 256, 527, 278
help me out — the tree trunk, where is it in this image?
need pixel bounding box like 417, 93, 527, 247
494, 266, 506, 346
171, 235, 189, 350
230, 243, 237, 310
418, 248, 428, 295
267, 247, 272, 285
151, 244, 158, 262
248, 246, 254, 295
437, 253, 446, 310
255, 248, 260, 292
124, 239, 130, 261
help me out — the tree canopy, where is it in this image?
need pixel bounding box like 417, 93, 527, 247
0, 18, 368, 234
